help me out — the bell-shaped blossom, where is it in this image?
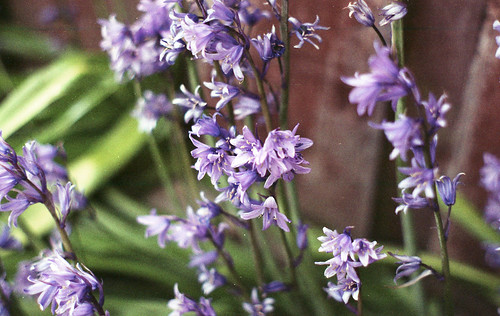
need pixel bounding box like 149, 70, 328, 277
0, 224, 22, 250
370, 115, 423, 161
288, 16, 329, 49
398, 156, 437, 199
324, 276, 360, 304
205, 0, 236, 25
422, 93, 450, 136
436, 173, 464, 206
480, 153, 500, 197
204, 78, 240, 111
137, 209, 174, 248
242, 288, 274, 316
389, 253, 422, 283
251, 26, 285, 62
346, 0, 375, 27
167, 283, 216, 316
132, 91, 173, 133
351, 238, 386, 266
24, 250, 106, 315
237, 0, 270, 27
240, 196, 291, 232
173, 85, 207, 123
379, 2, 407, 26
342, 42, 416, 116
190, 137, 233, 186
197, 265, 226, 295
393, 190, 430, 214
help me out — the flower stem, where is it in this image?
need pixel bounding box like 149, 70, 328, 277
249, 221, 265, 286
392, 18, 427, 315
147, 135, 183, 210
279, 0, 290, 130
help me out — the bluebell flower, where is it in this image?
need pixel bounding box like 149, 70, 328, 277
436, 173, 464, 206
206, 36, 246, 82
480, 153, 500, 196
237, 0, 270, 26
422, 93, 450, 136
203, 78, 240, 111
318, 227, 354, 262
483, 198, 500, 230
189, 250, 218, 268
342, 42, 416, 116
197, 265, 226, 295
1, 194, 35, 227
190, 136, 233, 186
173, 85, 207, 123
133, 0, 173, 41
181, 16, 219, 58
493, 20, 500, 59
393, 190, 430, 214
242, 288, 274, 316
296, 222, 309, 251
54, 182, 75, 227
351, 238, 386, 267
370, 115, 423, 162
316, 255, 362, 281
24, 250, 106, 315
483, 243, 500, 268
261, 281, 289, 294
398, 157, 437, 199
288, 16, 329, 49
251, 26, 285, 62
205, 0, 236, 26
132, 91, 173, 133
240, 196, 291, 232
389, 253, 422, 283
346, 0, 375, 27
168, 283, 216, 316
137, 209, 174, 248
324, 276, 360, 304
379, 2, 407, 26
0, 224, 22, 250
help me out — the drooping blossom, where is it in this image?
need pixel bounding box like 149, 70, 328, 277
251, 25, 285, 74
288, 16, 329, 49
23, 250, 106, 315
346, 0, 375, 27
242, 288, 274, 316
203, 78, 240, 111
436, 173, 464, 206
379, 2, 407, 26
132, 91, 172, 133
239, 196, 291, 232
0, 224, 22, 251
167, 283, 216, 316
342, 42, 417, 116
392, 190, 430, 214
389, 253, 422, 283
173, 85, 207, 123
197, 265, 226, 295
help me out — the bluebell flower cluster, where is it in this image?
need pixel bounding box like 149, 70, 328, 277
23, 249, 107, 315
99, 1, 173, 81
480, 153, 500, 268
343, 41, 465, 215
189, 115, 312, 232
167, 283, 216, 316
315, 227, 386, 304
242, 288, 275, 316
0, 133, 86, 228
346, 1, 406, 27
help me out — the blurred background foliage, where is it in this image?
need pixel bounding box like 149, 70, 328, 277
0, 1, 499, 315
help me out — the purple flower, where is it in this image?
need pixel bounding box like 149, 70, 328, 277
190, 136, 233, 186
261, 281, 289, 294
1, 194, 33, 227
132, 91, 172, 133
483, 243, 500, 268
234, 94, 262, 120
379, 2, 407, 26
480, 153, 500, 196
197, 265, 226, 294
318, 227, 353, 262
296, 222, 309, 251
137, 209, 173, 248
167, 283, 216, 316
351, 238, 386, 266
346, 0, 375, 27
288, 16, 329, 49
342, 42, 416, 116
189, 250, 218, 268
173, 85, 207, 123
370, 115, 423, 162
324, 277, 360, 304
436, 173, 464, 206
483, 198, 500, 229
393, 190, 430, 214
24, 250, 106, 315
54, 182, 75, 227
316, 255, 362, 280
240, 196, 291, 232
237, 0, 270, 26
203, 78, 240, 111
0, 224, 22, 250
251, 26, 285, 62
493, 20, 500, 59
242, 288, 274, 316
389, 253, 422, 283
398, 157, 437, 199
206, 37, 246, 82
205, 0, 236, 25
422, 93, 450, 135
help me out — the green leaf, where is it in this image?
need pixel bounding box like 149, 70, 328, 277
0, 25, 57, 59
0, 53, 88, 138
68, 115, 146, 194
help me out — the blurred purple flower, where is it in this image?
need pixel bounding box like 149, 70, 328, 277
197, 265, 226, 295
0, 224, 22, 250
132, 91, 173, 133
240, 196, 291, 232
137, 209, 173, 248
168, 283, 216, 316
422, 93, 450, 136
324, 277, 360, 304
242, 288, 274, 316
493, 20, 500, 59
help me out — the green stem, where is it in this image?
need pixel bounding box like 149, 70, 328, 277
249, 222, 265, 286
279, 0, 290, 130
147, 136, 183, 211
245, 51, 273, 133
392, 18, 427, 315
